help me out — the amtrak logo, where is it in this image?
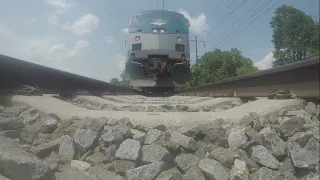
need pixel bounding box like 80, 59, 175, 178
150, 19, 167, 26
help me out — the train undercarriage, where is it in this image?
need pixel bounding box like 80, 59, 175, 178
123, 58, 191, 93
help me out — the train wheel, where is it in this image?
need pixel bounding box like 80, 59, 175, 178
130, 53, 135, 61
170, 88, 175, 92
181, 55, 186, 62
142, 88, 149, 93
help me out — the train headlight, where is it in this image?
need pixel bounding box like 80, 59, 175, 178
152, 29, 159, 33
159, 29, 166, 33
177, 36, 183, 42
134, 36, 140, 41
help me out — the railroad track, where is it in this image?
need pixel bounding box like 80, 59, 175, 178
0, 54, 319, 180
1, 54, 319, 99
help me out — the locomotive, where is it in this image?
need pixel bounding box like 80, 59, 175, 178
123, 10, 191, 92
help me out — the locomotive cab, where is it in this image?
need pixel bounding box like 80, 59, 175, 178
123, 10, 191, 89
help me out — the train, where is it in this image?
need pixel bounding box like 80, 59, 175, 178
122, 10, 191, 93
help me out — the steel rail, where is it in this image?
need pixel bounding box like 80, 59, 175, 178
0, 54, 135, 95
1, 53, 318, 99
177, 56, 319, 99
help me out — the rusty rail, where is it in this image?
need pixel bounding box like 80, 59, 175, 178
1, 54, 319, 99
177, 56, 319, 99
0, 54, 136, 95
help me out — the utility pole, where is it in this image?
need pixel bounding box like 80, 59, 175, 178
162, 0, 164, 10
158, 0, 164, 10
190, 36, 205, 85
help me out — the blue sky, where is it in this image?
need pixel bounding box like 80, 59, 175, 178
0, 0, 319, 82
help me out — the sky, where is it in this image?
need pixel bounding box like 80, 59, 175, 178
0, 0, 319, 82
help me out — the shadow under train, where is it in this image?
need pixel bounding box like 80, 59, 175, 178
123, 60, 191, 92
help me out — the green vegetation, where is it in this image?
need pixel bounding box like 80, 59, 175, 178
187, 48, 259, 87
120, 80, 130, 87
109, 78, 120, 85
307, 19, 320, 58
270, 5, 319, 67
119, 72, 130, 87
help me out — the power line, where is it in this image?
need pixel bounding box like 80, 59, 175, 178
208, 0, 267, 49
206, 0, 225, 36
87, 0, 112, 31
228, 0, 237, 8
217, 0, 281, 48
162, 0, 164, 10
94, 0, 122, 29
214, 0, 274, 48
122, 1, 133, 18
215, 0, 248, 28
223, 0, 262, 33
205, 0, 265, 48
206, 0, 246, 36
85, 0, 116, 45
210, 0, 272, 48
213, 0, 225, 15
156, 0, 165, 10
87, 0, 127, 43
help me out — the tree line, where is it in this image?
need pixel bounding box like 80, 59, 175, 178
270, 5, 319, 66
110, 5, 319, 87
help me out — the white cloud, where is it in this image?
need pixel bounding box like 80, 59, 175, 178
49, 40, 90, 60
49, 14, 59, 25
48, 7, 69, 25
0, 24, 116, 83
49, 43, 68, 60
56, 8, 68, 14
46, 0, 71, 8
27, 39, 37, 44
62, 13, 99, 36
0, 25, 56, 63
122, 28, 129, 34
69, 40, 90, 57
254, 52, 276, 70
105, 36, 114, 44
115, 54, 126, 71
27, 17, 37, 24
178, 9, 209, 35
0, 25, 90, 63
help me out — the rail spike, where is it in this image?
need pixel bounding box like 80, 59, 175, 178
268, 89, 296, 99
223, 92, 237, 97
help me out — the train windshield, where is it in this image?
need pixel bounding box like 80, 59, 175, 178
128, 10, 190, 34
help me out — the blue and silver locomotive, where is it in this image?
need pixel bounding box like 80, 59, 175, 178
123, 10, 191, 92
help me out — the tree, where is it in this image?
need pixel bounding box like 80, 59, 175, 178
270, 5, 318, 67
110, 78, 120, 85
308, 18, 320, 57
118, 71, 130, 87
120, 80, 130, 87
185, 64, 199, 87
236, 65, 259, 76
188, 48, 259, 87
